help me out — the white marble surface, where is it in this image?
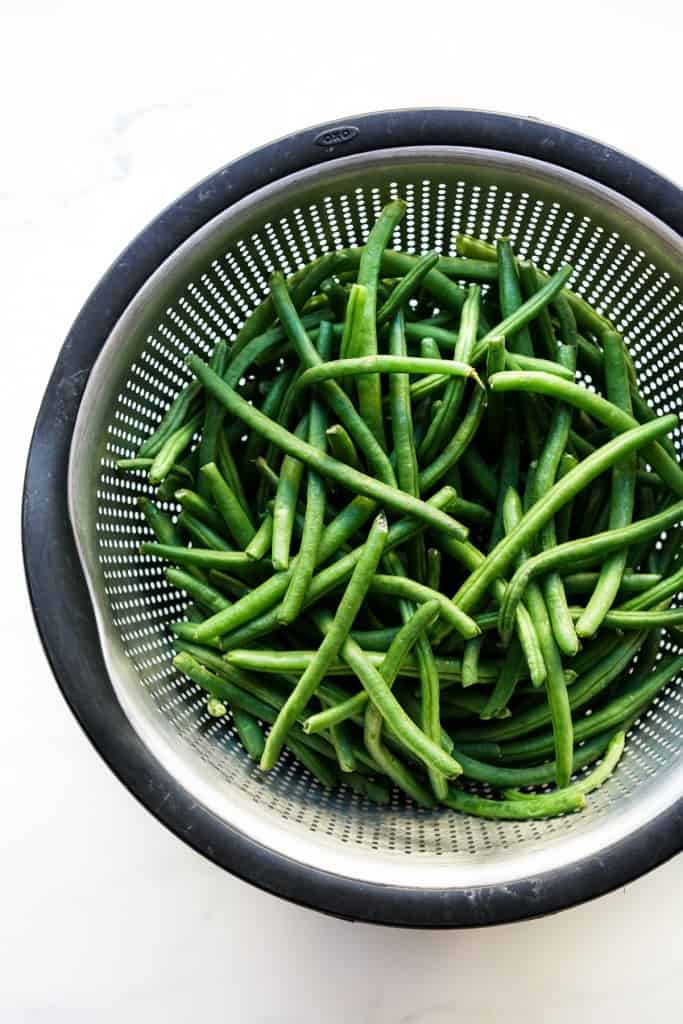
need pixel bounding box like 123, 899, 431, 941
2, 1, 682, 1020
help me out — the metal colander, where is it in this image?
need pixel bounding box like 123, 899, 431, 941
25, 111, 683, 926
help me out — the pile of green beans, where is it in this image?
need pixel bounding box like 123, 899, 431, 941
118, 201, 683, 821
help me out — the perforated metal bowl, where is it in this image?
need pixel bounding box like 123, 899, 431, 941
23, 110, 683, 927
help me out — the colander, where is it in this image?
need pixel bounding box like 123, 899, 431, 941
23, 109, 683, 927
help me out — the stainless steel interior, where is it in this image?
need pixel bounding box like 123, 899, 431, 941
68, 147, 683, 889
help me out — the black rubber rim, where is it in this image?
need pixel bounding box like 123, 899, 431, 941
23, 108, 683, 927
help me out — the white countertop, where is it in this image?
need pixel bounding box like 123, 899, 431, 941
2, 2, 682, 1020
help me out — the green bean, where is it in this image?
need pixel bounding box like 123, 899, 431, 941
362, 596, 441, 806
196, 486, 454, 646
197, 341, 229, 499
619, 561, 683, 612
563, 571, 662, 596
454, 630, 645, 745
303, 600, 441, 734
452, 416, 678, 618
497, 239, 534, 356
576, 333, 636, 638
499, 651, 683, 763
215, 425, 250, 514
388, 310, 425, 580
314, 614, 463, 779
443, 786, 584, 820
208, 571, 251, 600
498, 498, 683, 642
489, 407, 520, 550
177, 512, 233, 552
485, 335, 506, 448
187, 354, 469, 540
377, 251, 440, 326
426, 548, 441, 592
271, 415, 309, 571
245, 513, 274, 560
342, 772, 391, 805
481, 637, 524, 719
459, 447, 499, 504
504, 729, 625, 801
436, 533, 547, 687
295, 355, 481, 396
260, 514, 388, 770
286, 738, 337, 789
573, 606, 683, 629
200, 462, 256, 549
166, 567, 230, 615
368, 575, 480, 639
231, 708, 266, 760
138, 380, 202, 458
325, 424, 361, 469
418, 386, 487, 493
148, 411, 203, 485
173, 488, 225, 535
173, 651, 333, 761
455, 729, 616, 789
339, 283, 366, 362
241, 369, 294, 484
280, 331, 331, 623
461, 636, 485, 689
533, 342, 578, 656
353, 199, 407, 446
141, 543, 258, 574
383, 550, 447, 798
489, 371, 683, 497
419, 285, 481, 463
270, 273, 397, 486
518, 261, 557, 359
504, 487, 573, 785
229, 647, 497, 682
137, 496, 183, 547
456, 234, 614, 340
117, 458, 155, 471
471, 267, 574, 363
322, 697, 356, 773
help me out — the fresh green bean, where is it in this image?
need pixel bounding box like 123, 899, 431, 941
489, 371, 683, 497
269, 272, 397, 486
271, 415, 309, 570
295, 355, 481, 396
533, 342, 578, 656
419, 285, 481, 463
137, 496, 183, 547
504, 487, 573, 785
377, 251, 440, 326
279, 328, 331, 623
443, 786, 584, 820
166, 567, 230, 615
174, 488, 225, 535
353, 199, 407, 446
576, 333, 636, 638
177, 512, 233, 552
201, 462, 256, 548
260, 514, 388, 770
325, 424, 361, 469
141, 543, 259, 573
148, 411, 203, 485
498, 498, 683, 642
187, 354, 468, 540
303, 600, 440, 734
451, 416, 678, 618
138, 380, 202, 458
245, 513, 274, 560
